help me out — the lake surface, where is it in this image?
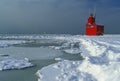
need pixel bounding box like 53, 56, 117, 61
0, 47, 82, 81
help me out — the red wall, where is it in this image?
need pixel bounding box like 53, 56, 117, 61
86, 25, 104, 36
86, 26, 97, 35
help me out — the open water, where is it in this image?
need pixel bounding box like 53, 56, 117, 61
0, 36, 82, 81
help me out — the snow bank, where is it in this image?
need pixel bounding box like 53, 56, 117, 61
77, 36, 120, 81
0, 57, 34, 71
36, 35, 120, 81
78, 58, 120, 81
36, 60, 97, 81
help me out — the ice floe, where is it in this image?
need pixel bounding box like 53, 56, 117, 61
0, 57, 34, 71
63, 48, 81, 54
0, 40, 28, 47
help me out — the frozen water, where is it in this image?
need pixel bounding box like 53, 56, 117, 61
36, 35, 120, 81
0, 57, 34, 71
0, 40, 28, 47
0, 34, 120, 81
63, 48, 81, 54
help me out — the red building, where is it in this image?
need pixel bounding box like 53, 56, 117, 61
86, 13, 104, 36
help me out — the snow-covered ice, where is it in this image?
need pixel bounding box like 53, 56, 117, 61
36, 35, 120, 81
0, 57, 34, 71
36, 60, 97, 81
0, 40, 28, 47
63, 48, 81, 54
0, 34, 120, 81
54, 57, 63, 61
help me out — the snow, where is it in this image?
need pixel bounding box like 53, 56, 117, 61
36, 35, 120, 81
0, 34, 71, 40
77, 36, 120, 81
54, 57, 63, 61
63, 48, 81, 54
0, 34, 120, 81
0, 40, 28, 47
0, 57, 34, 71
36, 60, 97, 81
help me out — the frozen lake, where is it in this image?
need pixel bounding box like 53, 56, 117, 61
1, 35, 120, 81
0, 39, 82, 81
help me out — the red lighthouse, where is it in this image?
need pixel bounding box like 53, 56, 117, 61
86, 13, 104, 36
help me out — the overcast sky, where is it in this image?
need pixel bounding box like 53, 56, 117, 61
0, 0, 119, 34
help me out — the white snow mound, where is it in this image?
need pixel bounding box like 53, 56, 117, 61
36, 35, 120, 81
36, 60, 97, 81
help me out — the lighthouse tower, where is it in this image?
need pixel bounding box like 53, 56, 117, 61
86, 13, 104, 36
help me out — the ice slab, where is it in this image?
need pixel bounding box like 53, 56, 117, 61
63, 48, 81, 54
0, 57, 34, 71
0, 40, 27, 47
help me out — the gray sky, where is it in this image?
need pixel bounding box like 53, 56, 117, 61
0, 0, 120, 34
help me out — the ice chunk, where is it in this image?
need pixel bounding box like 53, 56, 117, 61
0, 57, 34, 71
54, 57, 63, 61
63, 48, 81, 54
0, 40, 28, 47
